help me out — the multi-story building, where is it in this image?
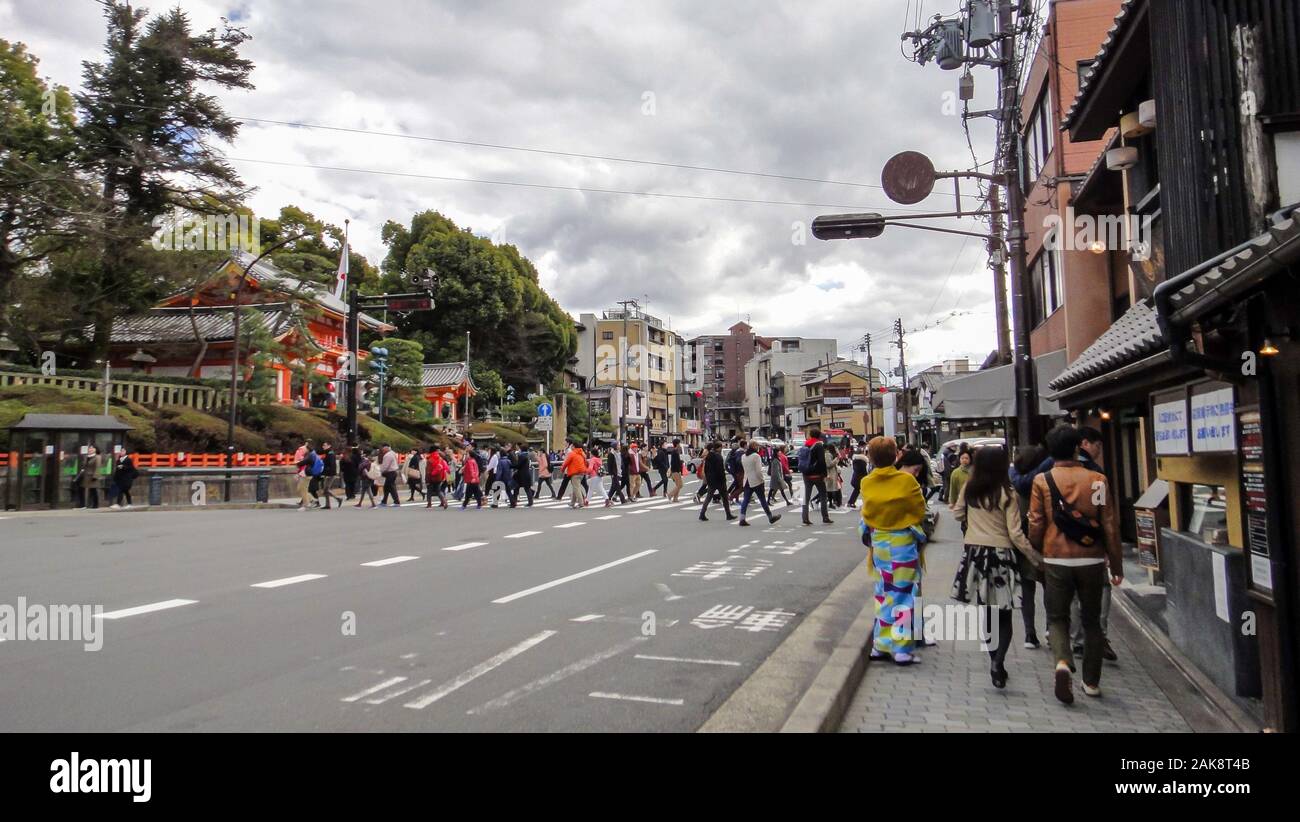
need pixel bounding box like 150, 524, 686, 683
574, 306, 678, 444
742, 337, 838, 438
686, 321, 767, 439
798, 361, 887, 439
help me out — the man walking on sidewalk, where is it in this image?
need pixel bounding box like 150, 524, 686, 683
1029, 426, 1122, 704
698, 442, 736, 522
378, 444, 401, 507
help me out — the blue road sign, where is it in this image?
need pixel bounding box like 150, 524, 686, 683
536, 402, 554, 417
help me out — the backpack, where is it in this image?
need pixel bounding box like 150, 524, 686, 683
1044, 470, 1104, 547
796, 445, 812, 474
307, 452, 324, 477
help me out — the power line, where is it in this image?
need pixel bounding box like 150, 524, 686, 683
224, 155, 975, 212
106, 101, 983, 199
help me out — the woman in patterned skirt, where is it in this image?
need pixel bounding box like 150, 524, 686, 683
951, 446, 1044, 688
858, 436, 929, 665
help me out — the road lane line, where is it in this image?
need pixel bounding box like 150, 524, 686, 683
492, 549, 659, 604
634, 654, 741, 667
442, 542, 488, 552
589, 691, 684, 706
250, 574, 327, 588
364, 678, 432, 705
570, 614, 603, 622
553, 522, 585, 529
95, 599, 199, 620
341, 676, 407, 703
466, 636, 647, 715
404, 629, 557, 709
361, 555, 420, 567
595, 515, 621, 520
503, 530, 542, 539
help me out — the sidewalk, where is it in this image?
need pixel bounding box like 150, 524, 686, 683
838, 507, 1196, 733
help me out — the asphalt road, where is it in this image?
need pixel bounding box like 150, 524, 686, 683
0, 474, 865, 731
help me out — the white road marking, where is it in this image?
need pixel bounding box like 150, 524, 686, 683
595, 514, 621, 520
404, 630, 557, 709
364, 678, 432, 705
250, 574, 327, 588
634, 654, 741, 667
553, 522, 586, 529
503, 530, 542, 539
570, 614, 603, 622
443, 541, 487, 552
492, 549, 659, 604
96, 598, 199, 620
361, 555, 420, 567
341, 676, 407, 703
466, 636, 647, 714
589, 691, 684, 706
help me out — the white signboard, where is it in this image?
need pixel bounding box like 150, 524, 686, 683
1153, 398, 1190, 455
534, 416, 553, 431
1191, 387, 1235, 453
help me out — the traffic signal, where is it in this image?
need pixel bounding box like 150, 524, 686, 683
369, 346, 389, 377
693, 391, 703, 399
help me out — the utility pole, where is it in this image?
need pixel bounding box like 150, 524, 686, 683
616, 299, 639, 444
861, 334, 875, 436
894, 318, 911, 445
996, 0, 1038, 446
988, 185, 1012, 364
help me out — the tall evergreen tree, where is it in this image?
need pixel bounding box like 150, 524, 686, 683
76, 0, 255, 358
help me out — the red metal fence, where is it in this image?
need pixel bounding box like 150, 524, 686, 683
0, 452, 297, 468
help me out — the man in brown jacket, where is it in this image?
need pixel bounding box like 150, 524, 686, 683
1029, 426, 1123, 704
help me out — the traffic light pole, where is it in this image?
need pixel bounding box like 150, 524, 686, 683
346, 288, 360, 446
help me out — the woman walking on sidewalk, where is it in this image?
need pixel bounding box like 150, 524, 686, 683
858, 436, 928, 665
951, 446, 1044, 689
535, 449, 556, 499
767, 445, 793, 506
355, 449, 379, 508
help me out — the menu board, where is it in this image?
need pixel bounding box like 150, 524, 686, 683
1136, 509, 1160, 568
1238, 409, 1273, 596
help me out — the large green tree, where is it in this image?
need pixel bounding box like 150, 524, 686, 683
0, 40, 84, 345
379, 211, 576, 393
259, 205, 377, 289
75, 1, 254, 359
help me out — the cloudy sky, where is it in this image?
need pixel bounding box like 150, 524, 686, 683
4, 0, 1005, 377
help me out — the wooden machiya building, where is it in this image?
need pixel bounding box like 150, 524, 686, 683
1048, 0, 1300, 731
99, 253, 393, 407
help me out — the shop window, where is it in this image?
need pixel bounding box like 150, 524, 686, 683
1181, 483, 1229, 544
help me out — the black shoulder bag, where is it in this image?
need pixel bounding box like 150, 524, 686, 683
1043, 470, 1104, 548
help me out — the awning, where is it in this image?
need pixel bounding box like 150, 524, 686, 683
942, 350, 1068, 420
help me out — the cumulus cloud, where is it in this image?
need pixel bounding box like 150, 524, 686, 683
6, 0, 1003, 373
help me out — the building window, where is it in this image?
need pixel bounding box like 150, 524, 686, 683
1029, 249, 1063, 326
1022, 87, 1054, 188
1077, 59, 1096, 86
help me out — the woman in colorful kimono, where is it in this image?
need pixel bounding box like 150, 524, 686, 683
858, 436, 929, 664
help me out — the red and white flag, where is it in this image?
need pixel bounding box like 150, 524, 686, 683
332, 219, 350, 301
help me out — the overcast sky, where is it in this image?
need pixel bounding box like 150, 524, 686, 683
5, 0, 1006, 377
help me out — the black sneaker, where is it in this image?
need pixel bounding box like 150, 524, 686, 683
1103, 640, 1118, 661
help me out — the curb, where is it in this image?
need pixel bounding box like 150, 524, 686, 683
699, 557, 870, 733
779, 594, 876, 733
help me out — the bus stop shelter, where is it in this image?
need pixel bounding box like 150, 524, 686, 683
4, 414, 133, 511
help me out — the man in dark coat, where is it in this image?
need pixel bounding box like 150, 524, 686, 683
699, 442, 736, 522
